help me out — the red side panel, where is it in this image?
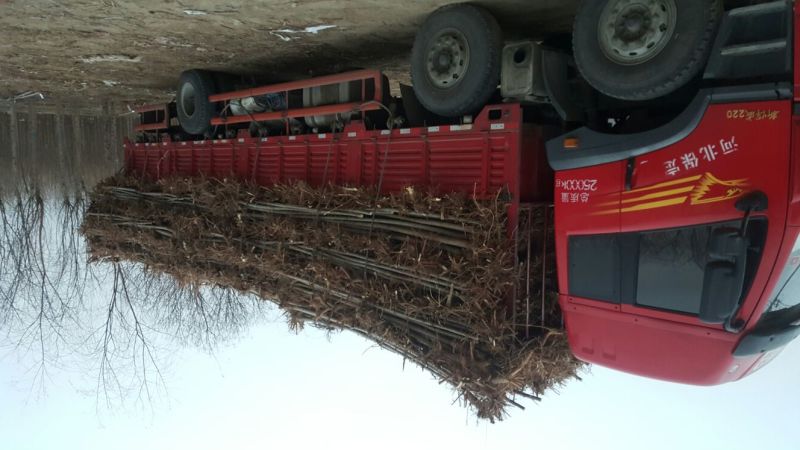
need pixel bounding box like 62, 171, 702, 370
124, 104, 552, 231
561, 301, 755, 385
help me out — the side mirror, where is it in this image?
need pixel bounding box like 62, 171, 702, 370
699, 228, 748, 324
735, 190, 768, 212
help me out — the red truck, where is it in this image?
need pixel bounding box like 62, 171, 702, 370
129, 0, 799, 385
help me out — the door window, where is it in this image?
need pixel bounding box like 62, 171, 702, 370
636, 226, 712, 314
568, 219, 767, 315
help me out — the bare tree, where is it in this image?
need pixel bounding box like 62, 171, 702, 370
0, 182, 265, 409
0, 106, 269, 410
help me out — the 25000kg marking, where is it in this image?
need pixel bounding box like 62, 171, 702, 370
556, 179, 598, 192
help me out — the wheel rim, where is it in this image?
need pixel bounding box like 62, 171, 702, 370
425, 28, 470, 88
598, 0, 677, 66
180, 82, 196, 117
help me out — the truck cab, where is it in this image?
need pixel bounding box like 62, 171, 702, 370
548, 1, 800, 384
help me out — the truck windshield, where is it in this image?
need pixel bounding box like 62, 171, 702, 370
759, 235, 800, 328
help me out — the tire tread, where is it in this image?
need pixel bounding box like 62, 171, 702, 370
573, 0, 723, 101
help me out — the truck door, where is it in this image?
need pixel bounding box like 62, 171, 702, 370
617, 98, 792, 327
553, 159, 625, 304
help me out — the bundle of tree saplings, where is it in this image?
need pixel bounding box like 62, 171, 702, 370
81, 175, 582, 421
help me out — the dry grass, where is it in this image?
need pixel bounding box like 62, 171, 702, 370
81, 174, 582, 421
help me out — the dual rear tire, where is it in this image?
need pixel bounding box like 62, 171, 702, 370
410, 1, 723, 117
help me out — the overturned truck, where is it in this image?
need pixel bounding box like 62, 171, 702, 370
86, 1, 800, 419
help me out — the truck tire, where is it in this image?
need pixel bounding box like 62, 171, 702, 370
176, 69, 218, 136
573, 0, 723, 101
410, 4, 502, 117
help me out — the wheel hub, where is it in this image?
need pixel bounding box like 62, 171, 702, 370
598, 0, 677, 65
436, 53, 452, 70
426, 29, 470, 88
620, 12, 647, 38
180, 82, 196, 117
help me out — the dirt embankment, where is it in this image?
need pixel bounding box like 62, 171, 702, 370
0, 0, 577, 105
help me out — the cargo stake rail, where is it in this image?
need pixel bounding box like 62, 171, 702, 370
208, 69, 385, 126
134, 103, 170, 132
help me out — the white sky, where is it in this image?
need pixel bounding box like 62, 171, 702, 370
1, 306, 798, 450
